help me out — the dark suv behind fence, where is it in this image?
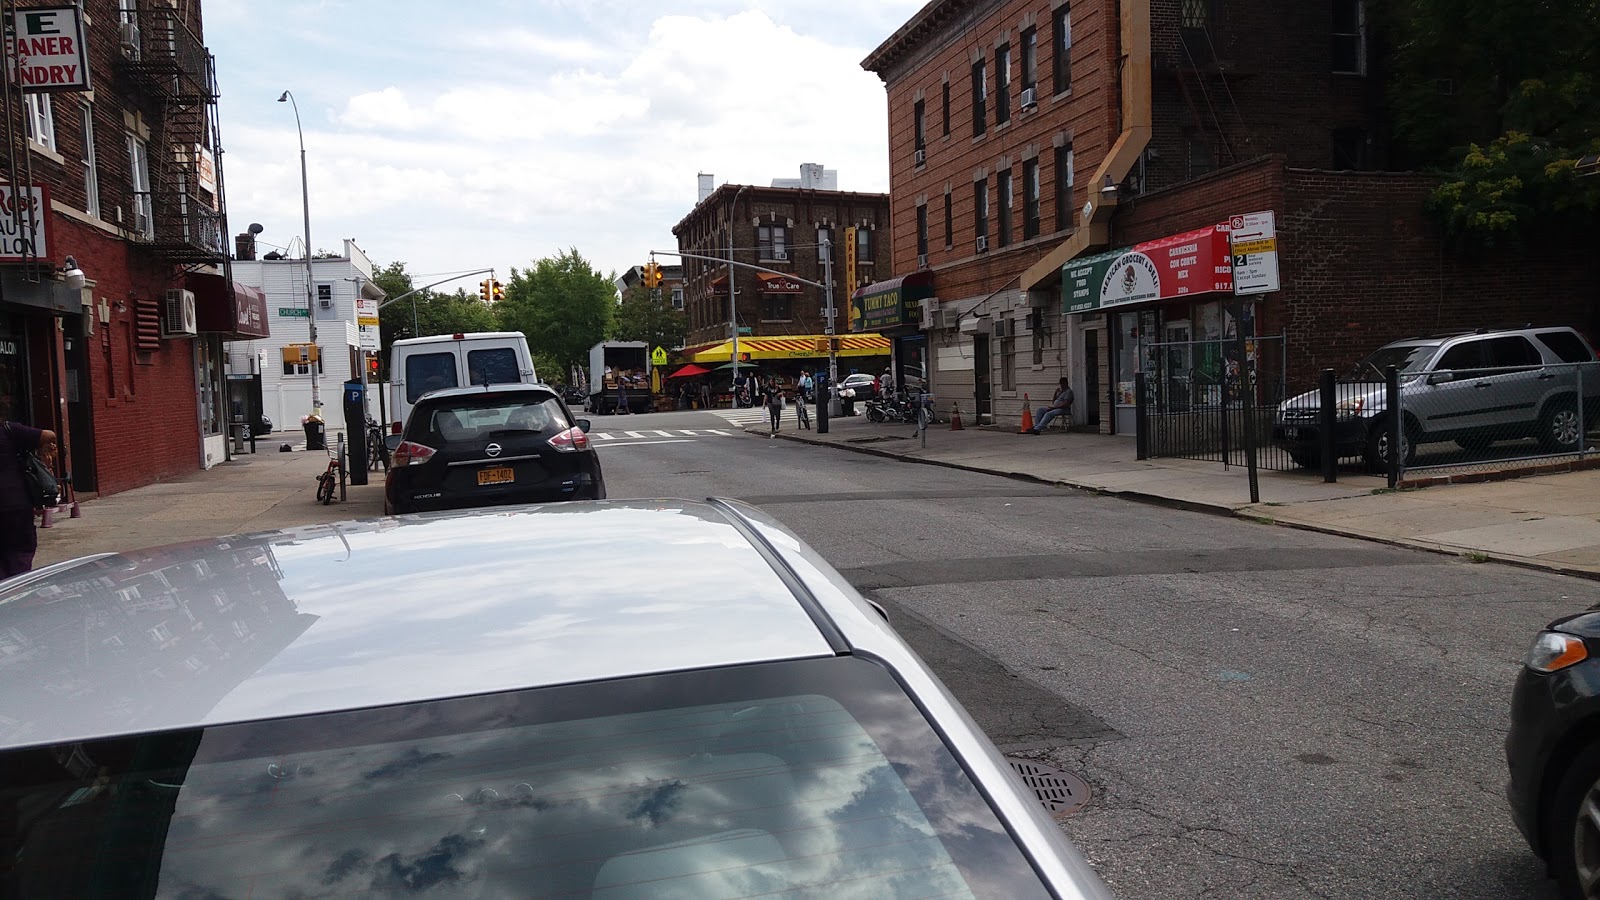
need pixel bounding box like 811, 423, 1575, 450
385, 384, 604, 515
1275, 327, 1600, 471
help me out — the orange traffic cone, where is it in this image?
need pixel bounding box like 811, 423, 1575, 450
950, 402, 964, 430
1018, 394, 1034, 433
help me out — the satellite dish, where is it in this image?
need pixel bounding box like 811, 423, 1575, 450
247, 223, 264, 234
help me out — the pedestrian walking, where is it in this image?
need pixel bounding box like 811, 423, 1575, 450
794, 384, 811, 430
0, 402, 56, 578
616, 379, 630, 415
764, 377, 783, 435
699, 380, 711, 410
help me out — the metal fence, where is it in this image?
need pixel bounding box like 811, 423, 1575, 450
1139, 334, 1295, 470
1396, 360, 1600, 477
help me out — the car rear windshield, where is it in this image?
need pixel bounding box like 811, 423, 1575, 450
1346, 343, 1439, 380
0, 656, 1052, 898
467, 347, 521, 385
1534, 330, 1595, 363
405, 352, 460, 403
411, 394, 569, 443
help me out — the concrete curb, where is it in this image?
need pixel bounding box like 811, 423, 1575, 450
748, 425, 1600, 582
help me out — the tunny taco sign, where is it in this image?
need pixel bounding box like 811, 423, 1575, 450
1064, 224, 1234, 313
5, 7, 91, 91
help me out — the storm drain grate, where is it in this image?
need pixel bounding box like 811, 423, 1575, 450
1005, 757, 1091, 818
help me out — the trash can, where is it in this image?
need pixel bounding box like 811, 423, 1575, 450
303, 417, 327, 451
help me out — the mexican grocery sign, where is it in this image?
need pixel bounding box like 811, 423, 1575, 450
1064, 224, 1234, 313
6, 7, 90, 91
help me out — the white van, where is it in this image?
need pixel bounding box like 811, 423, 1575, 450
388, 332, 537, 434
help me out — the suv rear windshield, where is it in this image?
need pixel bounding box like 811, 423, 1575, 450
410, 393, 569, 444
0, 657, 1052, 898
405, 352, 460, 403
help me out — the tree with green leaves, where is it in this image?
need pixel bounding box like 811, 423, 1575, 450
612, 283, 688, 351
1380, 0, 1600, 247
371, 261, 501, 379
496, 249, 615, 384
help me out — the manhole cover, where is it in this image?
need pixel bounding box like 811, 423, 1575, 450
1005, 757, 1091, 818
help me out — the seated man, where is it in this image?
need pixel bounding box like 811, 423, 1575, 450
1026, 378, 1074, 434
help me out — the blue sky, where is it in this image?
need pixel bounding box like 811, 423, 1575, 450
204, 0, 924, 293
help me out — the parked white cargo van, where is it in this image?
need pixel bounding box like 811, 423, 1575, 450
388, 332, 537, 434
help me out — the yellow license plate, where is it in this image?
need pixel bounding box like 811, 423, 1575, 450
477, 466, 514, 485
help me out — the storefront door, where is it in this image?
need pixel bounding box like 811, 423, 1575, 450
1083, 329, 1100, 429
973, 334, 991, 418
1113, 310, 1159, 434
64, 329, 95, 492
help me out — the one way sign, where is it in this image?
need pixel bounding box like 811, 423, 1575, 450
1228, 211, 1280, 296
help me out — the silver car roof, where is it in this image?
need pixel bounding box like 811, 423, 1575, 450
0, 501, 837, 751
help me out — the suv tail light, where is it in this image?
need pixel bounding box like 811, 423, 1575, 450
547, 426, 590, 452
391, 441, 437, 467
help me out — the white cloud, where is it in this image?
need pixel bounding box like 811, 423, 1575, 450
211, 3, 921, 283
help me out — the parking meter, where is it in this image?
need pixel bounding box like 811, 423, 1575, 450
343, 381, 368, 486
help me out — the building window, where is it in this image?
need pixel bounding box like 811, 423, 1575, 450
998, 168, 1014, 247
282, 358, 325, 377
81, 104, 100, 218
817, 225, 833, 263
995, 44, 1011, 125
1332, 0, 1366, 74
763, 295, 792, 321
1000, 327, 1016, 390
916, 203, 928, 258
914, 99, 926, 161
1023, 159, 1040, 239
1331, 127, 1370, 169
942, 82, 950, 137
127, 135, 153, 238
1021, 27, 1037, 95
1054, 143, 1074, 230
757, 224, 787, 260
671, 286, 684, 309
855, 227, 873, 263
1052, 5, 1072, 95
1181, 0, 1209, 28
971, 61, 986, 137
25, 95, 54, 151
1187, 137, 1213, 178
944, 193, 953, 249
973, 179, 989, 246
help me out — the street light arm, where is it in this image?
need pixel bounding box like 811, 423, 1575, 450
377, 268, 498, 310
647, 250, 829, 291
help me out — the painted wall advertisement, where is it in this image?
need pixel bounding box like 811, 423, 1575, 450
0, 185, 50, 261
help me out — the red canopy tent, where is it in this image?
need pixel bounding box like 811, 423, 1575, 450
667, 363, 711, 378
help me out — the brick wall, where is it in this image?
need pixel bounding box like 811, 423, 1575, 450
58, 217, 201, 494
1277, 169, 1599, 386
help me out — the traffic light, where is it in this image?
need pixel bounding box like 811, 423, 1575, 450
491, 279, 504, 302
643, 261, 662, 288
367, 355, 380, 377
478, 279, 491, 303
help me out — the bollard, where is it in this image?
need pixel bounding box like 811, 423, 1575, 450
1318, 368, 1337, 483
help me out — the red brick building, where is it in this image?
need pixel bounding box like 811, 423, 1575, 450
674, 171, 892, 385
863, 0, 1595, 433
0, 1, 261, 497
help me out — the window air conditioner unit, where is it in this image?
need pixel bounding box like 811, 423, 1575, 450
914, 148, 926, 166
935, 308, 960, 329
976, 235, 988, 253
162, 289, 197, 337
1021, 87, 1037, 108
772, 249, 788, 261
917, 253, 928, 269
1028, 308, 1044, 331
993, 318, 1009, 337
132, 211, 149, 235
318, 296, 333, 309
119, 22, 140, 57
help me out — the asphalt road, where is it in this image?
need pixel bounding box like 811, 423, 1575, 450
589, 406, 1576, 900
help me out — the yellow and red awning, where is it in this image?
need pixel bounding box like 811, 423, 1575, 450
690, 334, 891, 362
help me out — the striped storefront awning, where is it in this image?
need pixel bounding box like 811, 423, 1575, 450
690, 334, 891, 363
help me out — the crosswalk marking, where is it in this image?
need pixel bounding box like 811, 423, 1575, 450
589, 428, 740, 441
705, 429, 730, 436
623, 431, 648, 438
592, 432, 616, 440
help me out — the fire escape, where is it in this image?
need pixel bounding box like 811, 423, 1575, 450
115, 4, 229, 266
1158, 0, 1249, 178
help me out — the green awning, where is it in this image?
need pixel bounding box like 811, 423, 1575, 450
1061, 248, 1126, 313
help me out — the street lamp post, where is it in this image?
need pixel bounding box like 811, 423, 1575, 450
727, 185, 748, 401
278, 90, 320, 417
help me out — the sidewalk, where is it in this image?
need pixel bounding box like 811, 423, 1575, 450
35, 434, 385, 567
751, 410, 1600, 579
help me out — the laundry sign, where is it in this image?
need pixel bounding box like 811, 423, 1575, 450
5, 6, 90, 91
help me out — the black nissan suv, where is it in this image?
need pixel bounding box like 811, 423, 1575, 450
384, 384, 604, 515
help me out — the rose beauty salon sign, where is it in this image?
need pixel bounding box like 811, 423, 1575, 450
5, 7, 90, 91
0, 185, 51, 262
1064, 224, 1234, 313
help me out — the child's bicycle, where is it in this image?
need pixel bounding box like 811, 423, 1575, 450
314, 445, 346, 505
